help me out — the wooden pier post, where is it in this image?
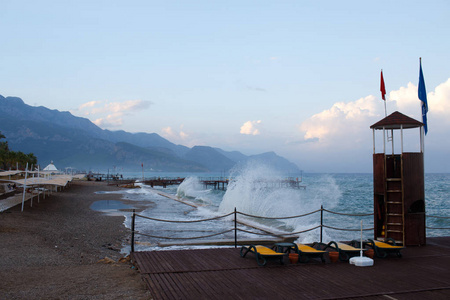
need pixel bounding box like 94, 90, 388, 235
131, 209, 136, 253
234, 207, 237, 248
320, 205, 323, 243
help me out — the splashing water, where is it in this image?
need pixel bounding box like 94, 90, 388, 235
176, 176, 222, 208
218, 162, 343, 242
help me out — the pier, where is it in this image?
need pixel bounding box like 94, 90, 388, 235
142, 177, 185, 188
141, 177, 305, 190
201, 178, 229, 190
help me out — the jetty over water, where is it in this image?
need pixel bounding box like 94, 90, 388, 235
141, 177, 305, 190
142, 177, 185, 188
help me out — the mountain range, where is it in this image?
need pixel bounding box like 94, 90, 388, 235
0, 95, 300, 173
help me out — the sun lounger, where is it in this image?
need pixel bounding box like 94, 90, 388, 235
364, 238, 404, 258
291, 243, 326, 263
318, 241, 361, 261
240, 245, 287, 266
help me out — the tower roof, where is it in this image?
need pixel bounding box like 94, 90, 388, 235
370, 111, 423, 130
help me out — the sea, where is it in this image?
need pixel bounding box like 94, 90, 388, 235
90, 163, 449, 254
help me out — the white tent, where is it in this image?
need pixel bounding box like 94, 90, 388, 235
43, 162, 58, 171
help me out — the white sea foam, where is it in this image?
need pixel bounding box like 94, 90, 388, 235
217, 162, 343, 243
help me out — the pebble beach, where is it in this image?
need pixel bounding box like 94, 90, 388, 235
0, 180, 151, 299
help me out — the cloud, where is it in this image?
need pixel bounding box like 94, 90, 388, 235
428, 78, 450, 117
93, 113, 123, 128
80, 99, 152, 115
240, 120, 262, 135
299, 95, 379, 147
79, 100, 101, 110
390, 78, 450, 127
297, 78, 450, 153
161, 125, 194, 145
73, 99, 152, 129
389, 82, 420, 117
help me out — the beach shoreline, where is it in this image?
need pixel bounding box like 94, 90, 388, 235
0, 180, 151, 299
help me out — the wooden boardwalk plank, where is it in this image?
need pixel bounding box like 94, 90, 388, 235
132, 237, 450, 299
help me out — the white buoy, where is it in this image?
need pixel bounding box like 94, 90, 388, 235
349, 220, 374, 267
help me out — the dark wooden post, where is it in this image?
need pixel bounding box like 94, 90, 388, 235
234, 207, 237, 248
131, 209, 136, 253
320, 205, 323, 243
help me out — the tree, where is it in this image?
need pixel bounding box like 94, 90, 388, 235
0, 131, 9, 169
0, 132, 38, 170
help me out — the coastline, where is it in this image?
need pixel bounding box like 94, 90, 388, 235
0, 180, 150, 299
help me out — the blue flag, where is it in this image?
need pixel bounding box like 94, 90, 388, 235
418, 59, 428, 135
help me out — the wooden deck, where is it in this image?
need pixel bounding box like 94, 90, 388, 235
132, 237, 450, 299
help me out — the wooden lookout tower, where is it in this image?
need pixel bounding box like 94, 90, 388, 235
370, 111, 426, 246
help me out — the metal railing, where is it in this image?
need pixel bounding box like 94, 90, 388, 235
130, 205, 374, 252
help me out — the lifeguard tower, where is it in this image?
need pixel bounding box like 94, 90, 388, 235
370, 111, 426, 246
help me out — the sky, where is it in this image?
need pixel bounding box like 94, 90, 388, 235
1, 0, 450, 173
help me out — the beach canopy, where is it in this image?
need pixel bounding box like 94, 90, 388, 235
0, 170, 22, 177
43, 162, 58, 171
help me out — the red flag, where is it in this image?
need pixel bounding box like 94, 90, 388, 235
141, 163, 143, 168
380, 70, 386, 101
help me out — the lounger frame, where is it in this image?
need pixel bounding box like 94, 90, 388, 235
291, 243, 326, 263
317, 241, 361, 261
240, 245, 286, 266
364, 238, 404, 258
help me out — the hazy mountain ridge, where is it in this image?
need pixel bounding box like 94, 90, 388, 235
0, 95, 300, 172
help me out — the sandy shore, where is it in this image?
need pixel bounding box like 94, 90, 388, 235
0, 180, 151, 299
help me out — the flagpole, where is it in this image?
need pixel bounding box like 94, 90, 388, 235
418, 57, 428, 135
381, 69, 387, 117
380, 69, 391, 153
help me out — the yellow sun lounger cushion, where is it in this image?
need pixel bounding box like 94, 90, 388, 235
366, 239, 404, 258
335, 242, 360, 252
372, 240, 404, 249
296, 244, 326, 253
253, 245, 283, 256
240, 245, 287, 266
292, 243, 326, 263
317, 241, 361, 261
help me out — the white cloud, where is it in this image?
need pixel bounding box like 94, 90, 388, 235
80, 99, 151, 115
79, 100, 101, 110
72, 99, 152, 129
389, 82, 420, 117
294, 78, 450, 172
428, 78, 450, 116
161, 125, 196, 146
240, 120, 262, 135
299, 95, 379, 147
299, 78, 450, 146
389, 79, 450, 127
93, 113, 123, 128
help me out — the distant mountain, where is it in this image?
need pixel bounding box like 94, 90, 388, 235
182, 146, 236, 172
0, 94, 300, 173
214, 148, 248, 163
246, 151, 300, 173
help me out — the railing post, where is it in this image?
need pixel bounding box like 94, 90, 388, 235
234, 207, 237, 248
131, 209, 136, 253
320, 205, 323, 244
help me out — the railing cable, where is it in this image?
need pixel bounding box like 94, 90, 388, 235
135, 212, 233, 223
322, 208, 374, 217
237, 209, 320, 219
136, 229, 234, 240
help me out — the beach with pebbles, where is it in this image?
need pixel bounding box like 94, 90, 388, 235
0, 180, 151, 299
